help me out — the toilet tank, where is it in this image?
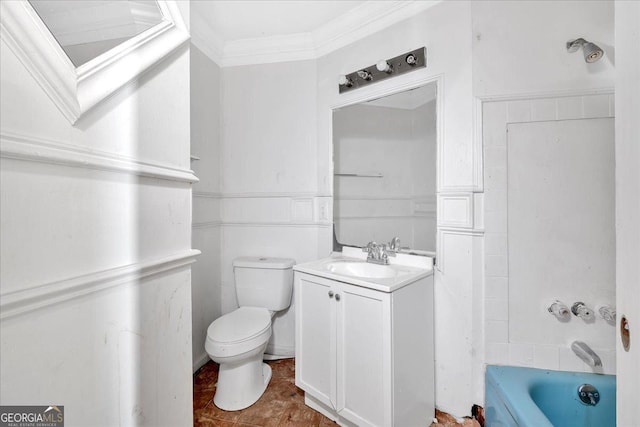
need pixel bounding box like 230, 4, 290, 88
233, 257, 295, 311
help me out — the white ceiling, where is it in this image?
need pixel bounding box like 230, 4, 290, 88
28, 0, 443, 68
190, 0, 442, 67
191, 1, 367, 42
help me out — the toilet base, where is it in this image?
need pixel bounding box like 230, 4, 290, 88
213, 355, 272, 411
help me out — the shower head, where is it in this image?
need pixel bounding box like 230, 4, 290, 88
567, 38, 604, 63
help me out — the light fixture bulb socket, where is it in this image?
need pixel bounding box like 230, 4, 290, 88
357, 70, 372, 81
405, 54, 417, 65
338, 75, 352, 87
376, 60, 392, 73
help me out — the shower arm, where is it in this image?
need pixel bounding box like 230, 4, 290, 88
567, 38, 587, 52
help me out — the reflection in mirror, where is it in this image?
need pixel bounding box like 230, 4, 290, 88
29, 0, 164, 67
333, 82, 437, 253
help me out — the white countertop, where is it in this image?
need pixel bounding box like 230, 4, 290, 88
293, 247, 434, 293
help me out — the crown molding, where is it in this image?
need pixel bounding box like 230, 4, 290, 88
222, 33, 316, 67
208, 0, 442, 68
190, 11, 224, 65
313, 0, 441, 57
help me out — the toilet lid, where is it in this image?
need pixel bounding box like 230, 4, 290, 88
207, 307, 271, 344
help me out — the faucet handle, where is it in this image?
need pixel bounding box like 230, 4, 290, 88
389, 237, 401, 251
548, 300, 570, 320
382, 243, 396, 257
597, 305, 616, 322
362, 241, 378, 253
571, 302, 594, 320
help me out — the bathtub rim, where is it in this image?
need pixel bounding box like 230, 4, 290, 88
486, 365, 554, 427
485, 365, 616, 427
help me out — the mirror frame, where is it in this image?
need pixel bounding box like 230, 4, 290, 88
330, 74, 444, 253
0, 0, 189, 124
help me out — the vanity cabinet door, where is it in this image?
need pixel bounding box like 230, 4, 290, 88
336, 283, 392, 427
294, 273, 337, 410
295, 268, 434, 427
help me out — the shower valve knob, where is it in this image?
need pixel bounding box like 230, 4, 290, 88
597, 305, 616, 322
548, 300, 570, 320
571, 302, 594, 319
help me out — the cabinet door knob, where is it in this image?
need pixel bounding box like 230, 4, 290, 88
335, 294, 341, 301
328, 291, 334, 298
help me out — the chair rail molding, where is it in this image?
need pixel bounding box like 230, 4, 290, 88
0, 0, 189, 125
0, 249, 201, 320
0, 131, 198, 183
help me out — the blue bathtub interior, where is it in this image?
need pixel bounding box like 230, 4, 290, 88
485, 365, 616, 427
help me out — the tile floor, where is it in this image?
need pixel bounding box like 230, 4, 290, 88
193, 358, 337, 426
193, 358, 482, 427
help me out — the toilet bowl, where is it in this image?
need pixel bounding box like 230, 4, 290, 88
204, 256, 295, 411
205, 307, 273, 411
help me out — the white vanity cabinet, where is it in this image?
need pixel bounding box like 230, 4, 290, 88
294, 269, 434, 427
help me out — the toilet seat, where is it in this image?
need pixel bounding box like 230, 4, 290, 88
206, 307, 271, 358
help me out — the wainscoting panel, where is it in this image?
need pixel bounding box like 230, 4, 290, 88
220, 193, 332, 227
437, 193, 474, 229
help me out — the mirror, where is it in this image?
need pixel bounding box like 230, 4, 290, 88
333, 82, 437, 253
29, 0, 164, 67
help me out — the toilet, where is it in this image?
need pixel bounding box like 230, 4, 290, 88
205, 256, 295, 411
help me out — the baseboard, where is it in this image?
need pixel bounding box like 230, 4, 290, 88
193, 351, 211, 373
264, 344, 294, 360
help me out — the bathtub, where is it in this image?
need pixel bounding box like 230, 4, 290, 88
485, 365, 616, 427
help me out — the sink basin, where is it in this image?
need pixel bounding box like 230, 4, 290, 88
295, 253, 433, 292
325, 261, 403, 279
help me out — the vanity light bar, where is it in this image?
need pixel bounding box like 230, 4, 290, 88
338, 47, 426, 94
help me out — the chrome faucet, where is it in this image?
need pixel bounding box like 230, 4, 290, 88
571, 341, 602, 368
389, 237, 401, 252
363, 241, 395, 265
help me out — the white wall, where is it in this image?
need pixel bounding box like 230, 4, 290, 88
472, 0, 614, 96
509, 118, 614, 353
0, 5, 194, 426
190, 43, 222, 371
219, 59, 327, 358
